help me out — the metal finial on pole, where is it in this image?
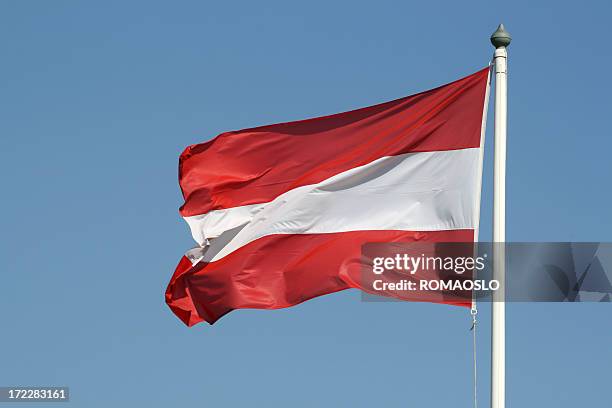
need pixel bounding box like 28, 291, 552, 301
491, 24, 512, 48
490, 23, 510, 408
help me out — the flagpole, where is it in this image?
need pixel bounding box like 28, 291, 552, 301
490, 24, 511, 408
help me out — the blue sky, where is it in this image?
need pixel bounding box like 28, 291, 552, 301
1, 1, 610, 406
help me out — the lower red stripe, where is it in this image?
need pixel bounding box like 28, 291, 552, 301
166, 229, 474, 326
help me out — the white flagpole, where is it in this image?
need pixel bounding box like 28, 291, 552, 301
490, 24, 511, 408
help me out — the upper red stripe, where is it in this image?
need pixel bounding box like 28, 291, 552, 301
179, 68, 489, 216
165, 229, 474, 326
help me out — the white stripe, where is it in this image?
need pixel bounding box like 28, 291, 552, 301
185, 202, 266, 245
184, 148, 482, 262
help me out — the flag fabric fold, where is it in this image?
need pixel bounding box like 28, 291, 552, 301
166, 67, 490, 326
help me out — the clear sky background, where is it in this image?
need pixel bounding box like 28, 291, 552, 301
1, 1, 611, 407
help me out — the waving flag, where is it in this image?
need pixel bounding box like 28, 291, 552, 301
166, 68, 490, 326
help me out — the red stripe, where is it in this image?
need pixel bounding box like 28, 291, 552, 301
179, 68, 489, 216
165, 229, 474, 326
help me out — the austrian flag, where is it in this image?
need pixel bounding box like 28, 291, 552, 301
166, 68, 490, 326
